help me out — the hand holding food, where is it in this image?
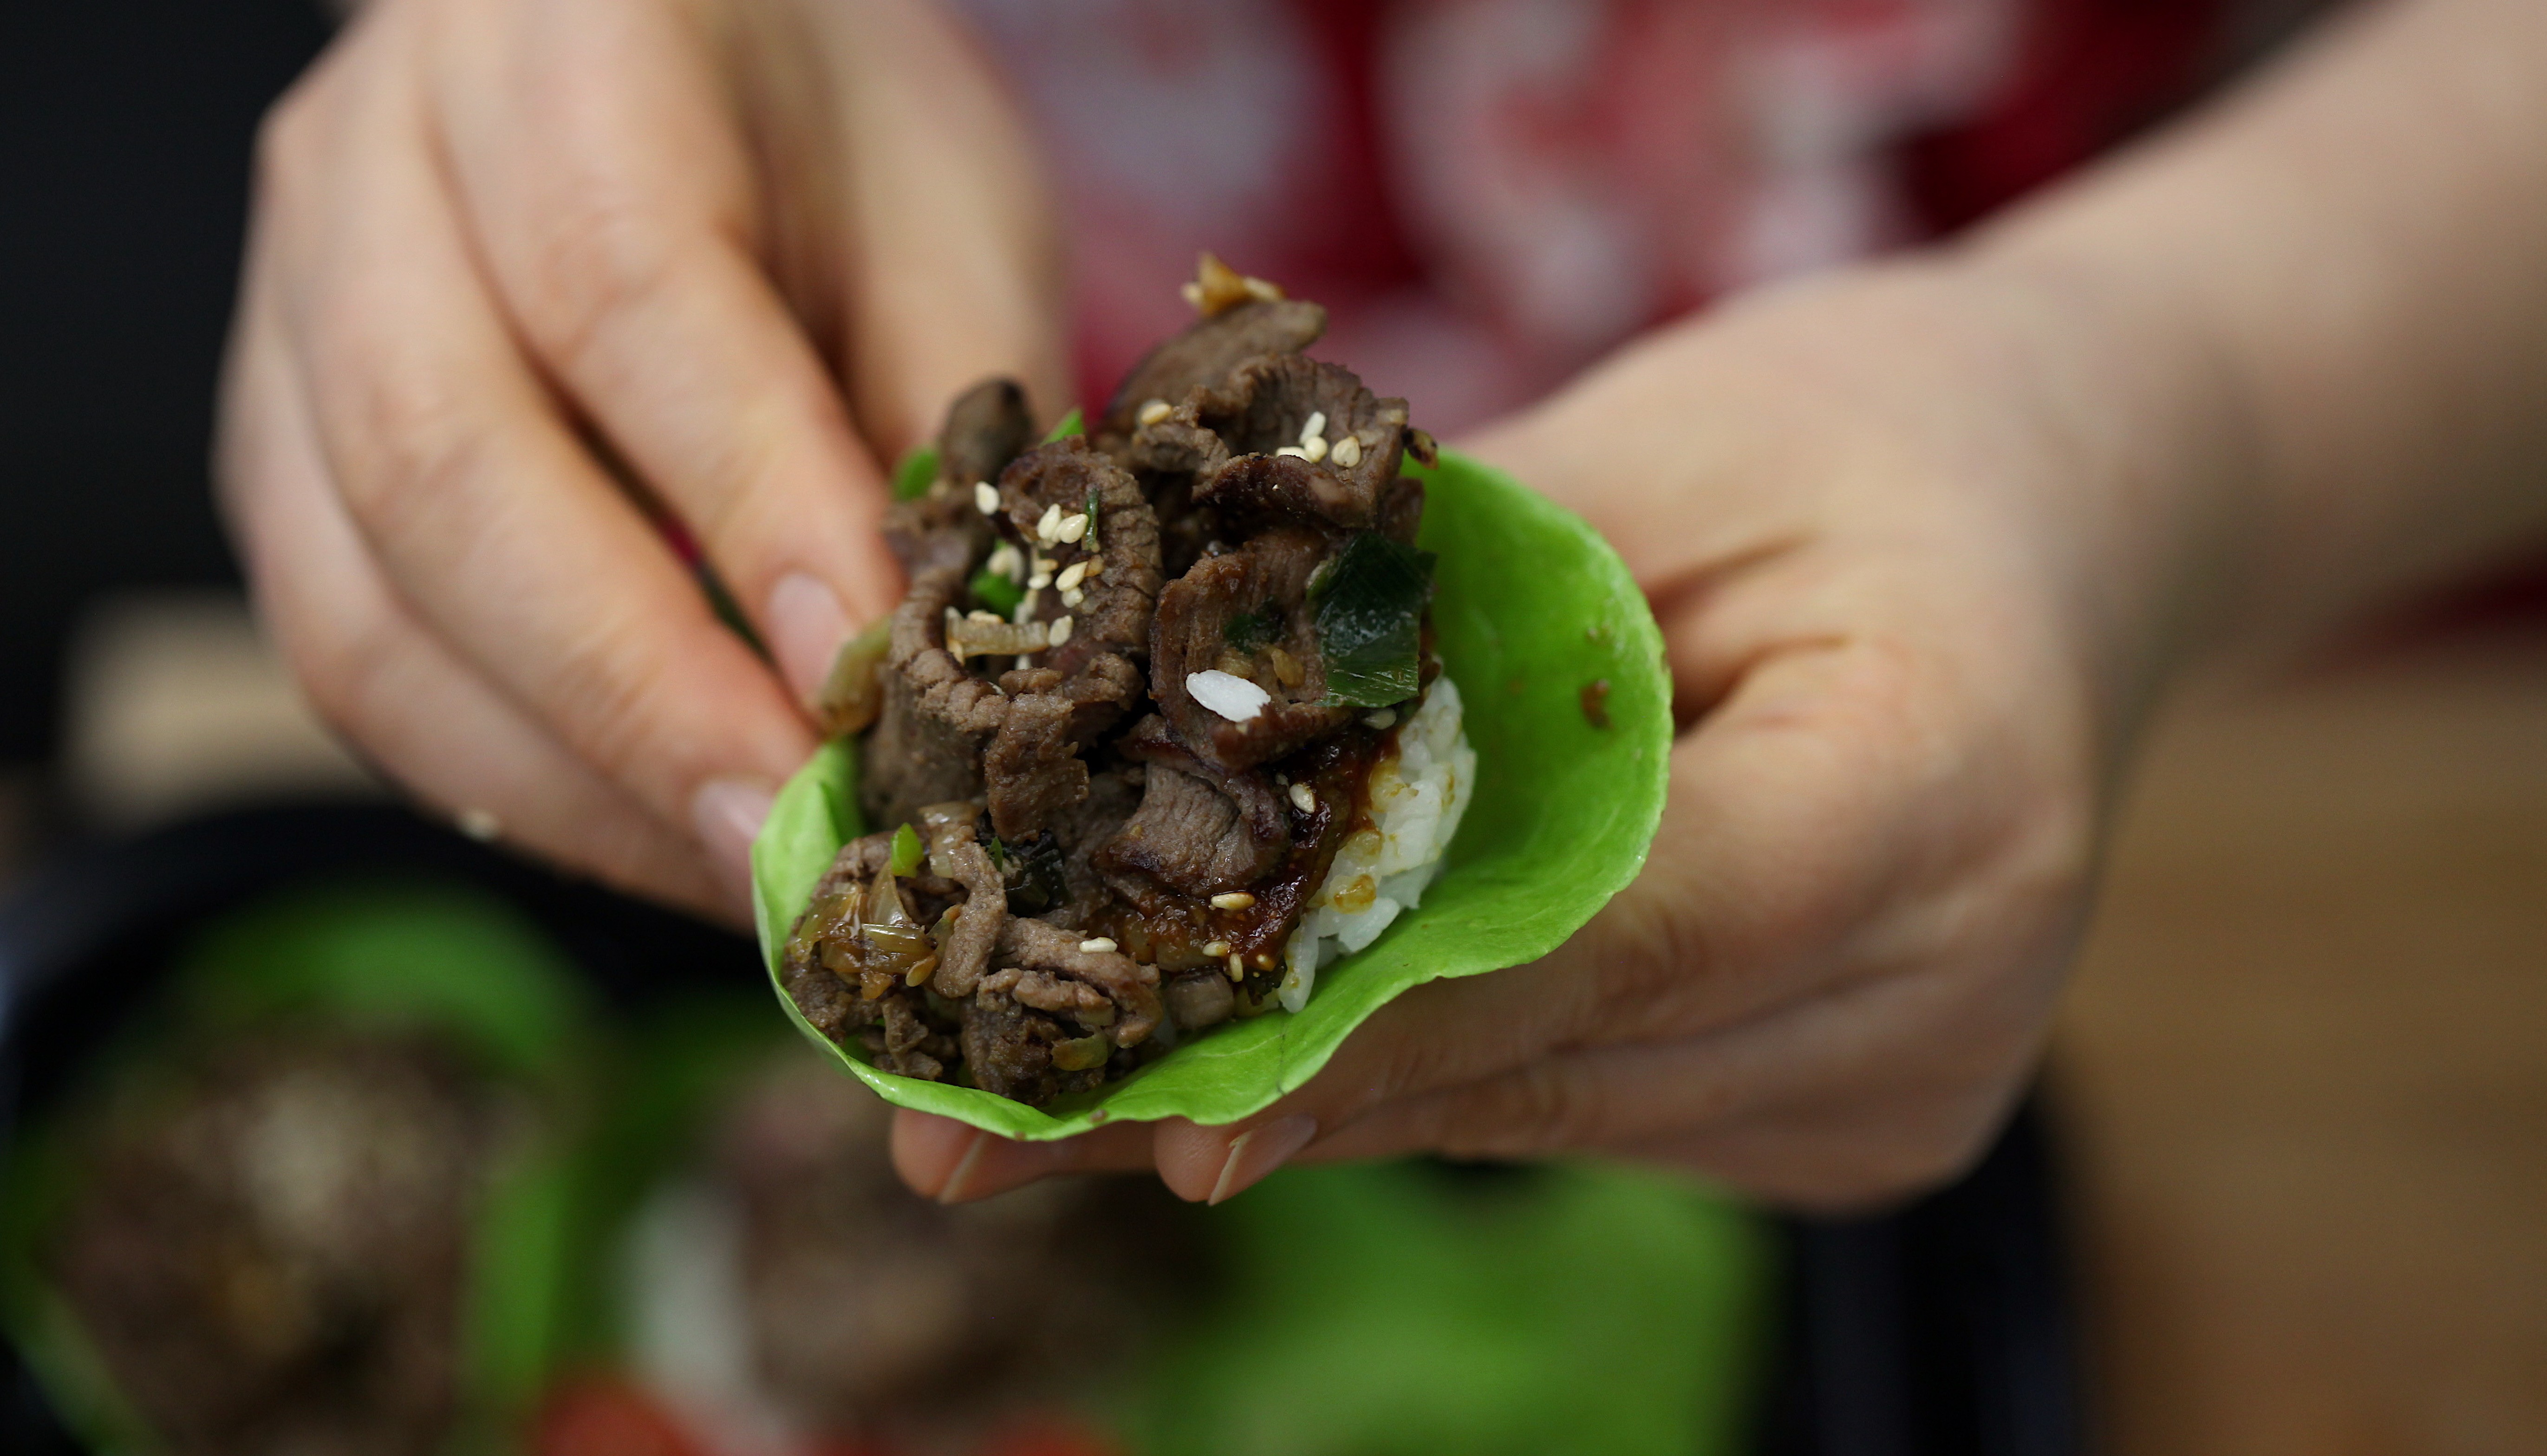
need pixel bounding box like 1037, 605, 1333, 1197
761, 264, 1671, 1133
216, 0, 1066, 922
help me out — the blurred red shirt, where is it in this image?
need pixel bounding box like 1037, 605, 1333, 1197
952, 0, 2324, 429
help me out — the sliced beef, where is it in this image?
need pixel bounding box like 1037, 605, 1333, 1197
917, 802, 1004, 996
1163, 970, 1236, 1032
1100, 298, 1327, 441
960, 443, 1167, 837
994, 916, 1163, 1048
982, 690, 1085, 840
861, 560, 1009, 830
1186, 354, 1412, 533
1097, 756, 1289, 900
996, 442, 1166, 684
959, 989, 1062, 1104
1150, 527, 1355, 773
940, 377, 1037, 494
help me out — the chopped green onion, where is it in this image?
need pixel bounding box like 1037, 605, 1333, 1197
892, 443, 941, 501
889, 822, 924, 877
1223, 601, 1282, 653
970, 567, 1024, 617
1042, 408, 1085, 442
1313, 532, 1435, 707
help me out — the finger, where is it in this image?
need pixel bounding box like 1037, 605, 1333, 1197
423, 0, 906, 702
1295, 937, 2047, 1173
218, 278, 733, 919
261, 49, 816, 889
1149, 628, 2073, 1200
812, 0, 1073, 455
888, 1108, 1157, 1203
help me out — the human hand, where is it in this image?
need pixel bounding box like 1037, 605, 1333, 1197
218, 0, 1066, 920
890, 257, 2238, 1209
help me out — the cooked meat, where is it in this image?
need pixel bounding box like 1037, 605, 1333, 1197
790, 274, 1441, 1105
861, 561, 1004, 830
940, 377, 1037, 495
959, 987, 1065, 1103
983, 690, 1086, 839
1163, 970, 1237, 1032
1098, 755, 1289, 900
1149, 527, 1355, 774
994, 916, 1164, 1048
1100, 297, 1327, 441
917, 802, 1005, 996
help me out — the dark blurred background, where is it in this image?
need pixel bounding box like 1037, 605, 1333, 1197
0, 4, 2541, 1453
0, 0, 326, 773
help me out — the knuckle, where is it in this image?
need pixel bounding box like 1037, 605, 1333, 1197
518, 185, 686, 372
1443, 1064, 1602, 1159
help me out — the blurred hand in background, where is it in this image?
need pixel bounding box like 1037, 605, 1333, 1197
217, 0, 1068, 921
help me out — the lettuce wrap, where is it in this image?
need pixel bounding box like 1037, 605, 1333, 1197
755, 445, 1669, 1140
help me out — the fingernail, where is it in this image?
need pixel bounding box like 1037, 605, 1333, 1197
938, 1133, 1075, 1205
1207, 1114, 1317, 1205
691, 777, 775, 909
767, 572, 852, 708
932, 1129, 988, 1203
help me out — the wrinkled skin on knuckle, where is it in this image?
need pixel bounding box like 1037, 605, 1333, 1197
1438, 1062, 1609, 1162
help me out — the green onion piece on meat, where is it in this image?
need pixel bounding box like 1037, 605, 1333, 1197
1223, 602, 1280, 653
888, 822, 924, 877
892, 443, 941, 501
1042, 407, 1085, 442
1313, 532, 1436, 707
970, 568, 1024, 617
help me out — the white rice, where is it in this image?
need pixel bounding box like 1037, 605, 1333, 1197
1278, 676, 1476, 1013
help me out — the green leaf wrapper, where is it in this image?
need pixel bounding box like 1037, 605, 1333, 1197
753, 448, 1671, 1138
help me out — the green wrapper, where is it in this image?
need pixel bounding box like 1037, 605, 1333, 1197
755, 448, 1671, 1138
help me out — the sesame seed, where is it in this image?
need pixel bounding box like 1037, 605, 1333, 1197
456, 807, 501, 842
1274, 445, 1310, 459
1243, 277, 1283, 302
1302, 435, 1329, 463
1137, 398, 1173, 426
986, 543, 1023, 579
1203, 939, 1232, 957
1015, 586, 1040, 623
1225, 954, 1245, 982
1364, 708, 1398, 729
1210, 891, 1256, 910
967, 610, 1003, 624
1060, 587, 1084, 608
1289, 782, 1316, 813
1180, 280, 1206, 310
973, 481, 1000, 514
1078, 937, 1118, 954
1049, 615, 1074, 646
1332, 434, 1363, 468
1027, 572, 1052, 591
1082, 558, 1105, 578
1056, 560, 1088, 591
1300, 411, 1326, 444
1035, 502, 1063, 543
1055, 512, 1089, 543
